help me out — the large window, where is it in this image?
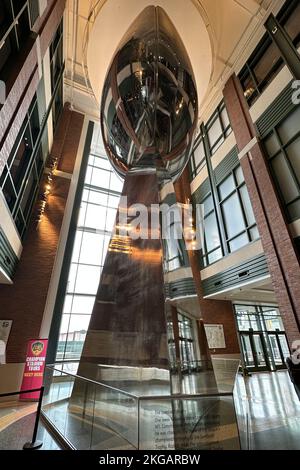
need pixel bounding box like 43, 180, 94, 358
50, 20, 64, 131
0, 1, 34, 91
239, 0, 300, 105
162, 203, 189, 272
56, 124, 123, 364
205, 101, 231, 155
218, 165, 259, 252
190, 133, 206, 179
0, 82, 48, 238
189, 101, 231, 180
200, 193, 222, 267
52, 74, 63, 132
50, 19, 63, 92
263, 105, 300, 222
198, 164, 259, 267
235, 304, 285, 331
167, 310, 198, 372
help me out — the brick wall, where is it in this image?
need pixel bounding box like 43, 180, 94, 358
0, 105, 84, 363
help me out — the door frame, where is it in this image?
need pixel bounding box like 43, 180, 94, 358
240, 330, 270, 372
267, 330, 289, 370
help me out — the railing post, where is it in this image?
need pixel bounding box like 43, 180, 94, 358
23, 386, 44, 450
137, 398, 140, 450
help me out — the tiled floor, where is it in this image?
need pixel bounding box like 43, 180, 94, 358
0, 371, 299, 450
0, 400, 36, 428
244, 371, 300, 449
0, 411, 61, 450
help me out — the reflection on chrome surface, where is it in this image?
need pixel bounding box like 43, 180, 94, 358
101, 6, 198, 182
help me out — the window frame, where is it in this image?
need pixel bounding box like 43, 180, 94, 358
0, 1, 32, 86
205, 101, 232, 155
238, 0, 300, 105
263, 105, 300, 222
50, 18, 64, 92
218, 164, 258, 252
189, 101, 232, 180
0, 92, 45, 236
55, 122, 123, 364
189, 132, 206, 179
199, 192, 223, 268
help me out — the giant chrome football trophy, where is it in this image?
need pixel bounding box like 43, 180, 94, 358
77, 6, 198, 388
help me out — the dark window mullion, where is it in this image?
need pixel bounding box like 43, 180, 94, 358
281, 129, 300, 149
210, 134, 224, 154
23, 182, 39, 224
7, 121, 29, 170
12, 125, 39, 208
274, 128, 300, 196
248, 65, 260, 95
0, 166, 9, 188
51, 33, 63, 61
218, 105, 226, 136
235, 172, 250, 240
286, 194, 300, 207
204, 209, 215, 219
219, 169, 253, 247
202, 123, 227, 257
218, 187, 236, 205
226, 228, 250, 245
87, 163, 111, 172
281, 148, 300, 196
204, 245, 222, 256
4, 174, 18, 213
257, 58, 284, 92
269, 165, 292, 216
27, 114, 35, 149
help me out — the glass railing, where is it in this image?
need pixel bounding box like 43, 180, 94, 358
41, 362, 249, 450
42, 366, 139, 450
138, 393, 241, 450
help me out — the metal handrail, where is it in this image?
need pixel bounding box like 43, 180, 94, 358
139, 391, 233, 400
46, 364, 233, 400
46, 365, 139, 400
0, 387, 43, 398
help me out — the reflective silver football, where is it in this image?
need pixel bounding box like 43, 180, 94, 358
100, 6, 198, 182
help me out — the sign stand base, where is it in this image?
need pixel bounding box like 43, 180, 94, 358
23, 440, 43, 450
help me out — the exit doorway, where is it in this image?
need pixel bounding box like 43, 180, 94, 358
235, 305, 290, 372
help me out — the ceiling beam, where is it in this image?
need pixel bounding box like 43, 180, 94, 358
233, 0, 265, 16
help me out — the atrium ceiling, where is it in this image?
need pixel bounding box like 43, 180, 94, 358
64, 0, 280, 121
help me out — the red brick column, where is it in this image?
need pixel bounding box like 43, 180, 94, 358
175, 169, 241, 355
223, 73, 300, 346
0, 105, 84, 363
39, 0, 66, 57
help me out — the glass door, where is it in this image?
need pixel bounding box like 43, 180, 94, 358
236, 304, 289, 373
252, 333, 268, 369
240, 332, 269, 371
268, 332, 289, 369
178, 312, 197, 373
241, 334, 255, 368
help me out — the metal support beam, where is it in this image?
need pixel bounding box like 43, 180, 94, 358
265, 13, 300, 80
